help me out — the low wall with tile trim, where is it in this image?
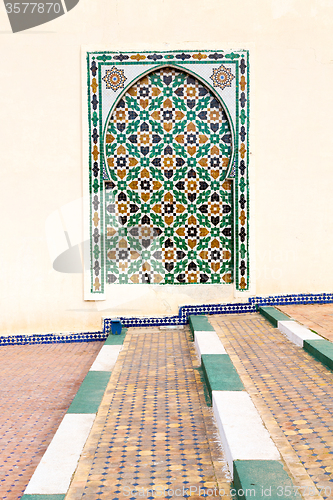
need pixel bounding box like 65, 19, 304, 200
103, 292, 333, 330
190, 315, 300, 499
2, 292, 333, 344
258, 306, 333, 371
20, 330, 127, 500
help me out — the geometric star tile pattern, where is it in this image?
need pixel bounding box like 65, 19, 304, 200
105, 68, 233, 285
65, 327, 232, 500
211, 313, 333, 500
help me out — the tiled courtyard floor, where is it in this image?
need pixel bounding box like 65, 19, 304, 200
65, 327, 231, 500
278, 303, 333, 342
211, 313, 333, 500
2, 310, 333, 500
0, 341, 103, 500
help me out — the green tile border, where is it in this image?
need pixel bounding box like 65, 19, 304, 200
304, 339, 333, 371
67, 326, 127, 413
259, 306, 333, 372
258, 306, 291, 328
189, 315, 214, 340
233, 460, 301, 500
192, 315, 301, 496
201, 354, 244, 401
67, 371, 111, 414
104, 327, 127, 344
21, 495, 66, 500
22, 330, 129, 497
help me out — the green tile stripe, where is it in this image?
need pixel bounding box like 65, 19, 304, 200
67, 371, 111, 414
189, 315, 214, 340
304, 339, 333, 371
201, 354, 244, 401
104, 328, 127, 345
192, 317, 298, 495
21, 495, 65, 500
258, 306, 291, 328
68, 328, 127, 413
22, 330, 128, 498
233, 460, 301, 500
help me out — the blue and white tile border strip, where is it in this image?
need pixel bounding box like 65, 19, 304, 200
190, 315, 301, 499
20, 332, 126, 500
104, 291, 333, 330
2, 292, 333, 346
0, 331, 106, 347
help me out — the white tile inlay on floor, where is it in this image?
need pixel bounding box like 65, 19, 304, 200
212, 391, 280, 475
25, 413, 95, 494
278, 321, 320, 347
194, 331, 226, 358
89, 345, 122, 371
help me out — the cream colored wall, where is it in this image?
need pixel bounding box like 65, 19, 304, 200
1, 0, 333, 335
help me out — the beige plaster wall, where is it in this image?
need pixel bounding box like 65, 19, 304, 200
1, 0, 333, 334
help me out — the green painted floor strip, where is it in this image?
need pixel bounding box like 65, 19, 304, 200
304, 339, 333, 371
189, 315, 214, 340
258, 306, 291, 328
201, 354, 244, 400
67, 371, 111, 414
21, 495, 66, 500
104, 327, 127, 345
233, 460, 301, 500
194, 366, 212, 406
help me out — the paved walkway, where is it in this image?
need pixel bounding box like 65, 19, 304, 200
211, 313, 333, 500
65, 327, 231, 500
3, 308, 333, 500
278, 304, 333, 342
0, 341, 103, 500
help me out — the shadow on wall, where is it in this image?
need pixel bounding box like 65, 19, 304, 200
46, 196, 167, 284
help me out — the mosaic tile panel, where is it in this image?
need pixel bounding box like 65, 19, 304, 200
86, 49, 250, 295
104, 68, 233, 285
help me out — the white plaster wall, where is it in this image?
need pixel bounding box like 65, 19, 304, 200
1, 0, 333, 334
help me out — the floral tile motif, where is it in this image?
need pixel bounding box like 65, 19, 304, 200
104, 68, 233, 285
102, 66, 127, 91
210, 64, 235, 90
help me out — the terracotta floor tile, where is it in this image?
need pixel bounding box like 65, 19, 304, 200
0, 341, 103, 500
279, 304, 333, 342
